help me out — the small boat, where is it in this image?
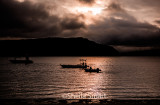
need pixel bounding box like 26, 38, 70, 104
84, 67, 101, 73
61, 59, 88, 68
10, 56, 33, 64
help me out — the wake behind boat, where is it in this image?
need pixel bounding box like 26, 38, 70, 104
61, 59, 88, 68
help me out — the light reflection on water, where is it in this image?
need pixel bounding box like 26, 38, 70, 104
0, 57, 160, 100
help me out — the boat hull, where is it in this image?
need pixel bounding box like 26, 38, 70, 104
61, 65, 88, 68
84, 69, 101, 73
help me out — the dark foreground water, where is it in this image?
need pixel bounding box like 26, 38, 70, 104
0, 57, 160, 100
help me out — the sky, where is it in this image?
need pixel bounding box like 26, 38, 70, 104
0, 0, 160, 51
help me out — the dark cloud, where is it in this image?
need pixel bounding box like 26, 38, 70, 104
88, 17, 159, 46
0, 0, 85, 37
136, 0, 160, 8
87, 1, 160, 46
107, 2, 123, 12
104, 2, 136, 22
78, 0, 95, 5
104, 31, 160, 46
120, 0, 160, 9
155, 20, 160, 24
61, 17, 85, 30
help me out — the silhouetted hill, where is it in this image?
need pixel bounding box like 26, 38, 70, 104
0, 37, 119, 56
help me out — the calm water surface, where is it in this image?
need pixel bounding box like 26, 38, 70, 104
0, 57, 160, 100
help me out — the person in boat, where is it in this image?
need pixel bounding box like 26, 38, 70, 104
26, 56, 29, 61
25, 53, 29, 61
82, 62, 84, 66
90, 67, 92, 70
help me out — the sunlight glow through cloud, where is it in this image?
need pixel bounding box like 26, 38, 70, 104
16, 0, 25, 2
75, 7, 104, 15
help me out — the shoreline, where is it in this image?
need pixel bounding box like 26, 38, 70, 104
1, 99, 160, 105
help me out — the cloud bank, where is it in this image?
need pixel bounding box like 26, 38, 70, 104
0, 0, 85, 38
0, 0, 160, 47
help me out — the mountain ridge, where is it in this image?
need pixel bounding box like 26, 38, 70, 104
0, 37, 119, 56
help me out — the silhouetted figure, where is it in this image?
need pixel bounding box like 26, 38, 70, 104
26, 56, 29, 61
82, 62, 84, 66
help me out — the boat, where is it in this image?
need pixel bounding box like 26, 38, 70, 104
61, 59, 88, 68
84, 67, 101, 73
10, 56, 33, 64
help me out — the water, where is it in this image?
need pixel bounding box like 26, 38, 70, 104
0, 57, 160, 100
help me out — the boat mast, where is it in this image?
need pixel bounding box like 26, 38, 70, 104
80, 59, 87, 66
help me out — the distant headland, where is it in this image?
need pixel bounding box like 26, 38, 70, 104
0, 37, 119, 56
